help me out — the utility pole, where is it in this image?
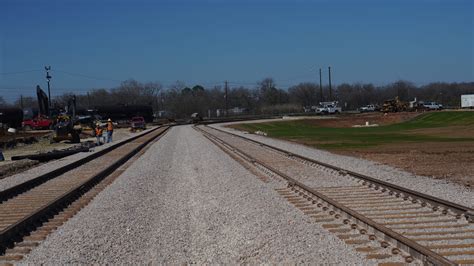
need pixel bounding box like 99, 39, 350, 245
20, 95, 24, 109
319, 68, 323, 103
328, 66, 332, 101
87, 92, 91, 109
45, 66, 52, 115
161, 92, 164, 111
224, 81, 228, 117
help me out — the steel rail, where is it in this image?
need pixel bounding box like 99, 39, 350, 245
197, 126, 456, 265
204, 125, 474, 221
0, 126, 166, 203
0, 126, 170, 253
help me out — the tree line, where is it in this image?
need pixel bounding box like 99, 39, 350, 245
2, 79, 473, 118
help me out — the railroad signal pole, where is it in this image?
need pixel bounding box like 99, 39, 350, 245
45, 66, 52, 116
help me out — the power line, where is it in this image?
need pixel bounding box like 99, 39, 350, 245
0, 68, 121, 82
0, 69, 42, 75
53, 70, 122, 83
228, 81, 256, 86
0, 87, 107, 92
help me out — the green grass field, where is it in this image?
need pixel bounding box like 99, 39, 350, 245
231, 112, 474, 150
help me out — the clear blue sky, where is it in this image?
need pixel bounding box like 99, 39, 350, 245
1, 0, 473, 102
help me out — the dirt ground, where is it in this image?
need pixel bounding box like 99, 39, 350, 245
0, 127, 140, 179
0, 128, 136, 160
308, 112, 473, 188
336, 142, 474, 188
0, 131, 50, 146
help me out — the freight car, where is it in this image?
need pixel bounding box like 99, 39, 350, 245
95, 105, 153, 123
0, 108, 24, 129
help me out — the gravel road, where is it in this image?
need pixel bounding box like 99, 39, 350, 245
21, 125, 372, 264
213, 121, 474, 208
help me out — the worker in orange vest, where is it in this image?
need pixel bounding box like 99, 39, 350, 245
106, 118, 114, 143
95, 123, 103, 145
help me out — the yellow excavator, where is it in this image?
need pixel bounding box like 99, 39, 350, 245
52, 96, 82, 143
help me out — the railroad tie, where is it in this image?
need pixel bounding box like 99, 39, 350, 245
201, 126, 474, 265
0, 127, 170, 264
454, 259, 474, 265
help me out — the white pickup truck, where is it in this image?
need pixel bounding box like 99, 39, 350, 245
316, 101, 342, 114
360, 104, 376, 112
422, 102, 443, 110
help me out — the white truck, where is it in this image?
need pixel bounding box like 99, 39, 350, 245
422, 102, 443, 110
359, 104, 376, 112
316, 101, 342, 114
461, 94, 474, 108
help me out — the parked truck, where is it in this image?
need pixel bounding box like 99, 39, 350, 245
130, 116, 146, 131
461, 94, 474, 109
22, 115, 53, 130
22, 85, 54, 130
422, 102, 443, 110
359, 104, 377, 112
316, 101, 342, 114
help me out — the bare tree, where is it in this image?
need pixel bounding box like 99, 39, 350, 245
51, 79, 474, 117
0, 96, 8, 107
144, 81, 163, 111
258, 77, 279, 105
87, 89, 112, 107
18, 96, 38, 109
288, 82, 318, 107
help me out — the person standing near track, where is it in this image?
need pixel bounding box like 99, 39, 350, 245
106, 118, 114, 143
95, 123, 103, 145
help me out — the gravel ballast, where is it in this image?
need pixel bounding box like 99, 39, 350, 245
0, 127, 155, 192
212, 121, 474, 208
20, 125, 372, 264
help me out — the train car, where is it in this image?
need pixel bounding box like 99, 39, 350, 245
95, 105, 154, 123
0, 108, 24, 129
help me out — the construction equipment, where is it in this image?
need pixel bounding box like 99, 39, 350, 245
408, 98, 425, 112
22, 86, 54, 130
190, 113, 203, 123
52, 96, 82, 143
316, 101, 342, 114
381, 97, 408, 113
36, 85, 50, 117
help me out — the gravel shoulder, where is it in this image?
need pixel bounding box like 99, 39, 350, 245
213, 121, 474, 208
21, 125, 372, 264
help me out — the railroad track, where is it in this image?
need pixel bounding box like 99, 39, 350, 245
0, 126, 170, 264
196, 125, 474, 265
